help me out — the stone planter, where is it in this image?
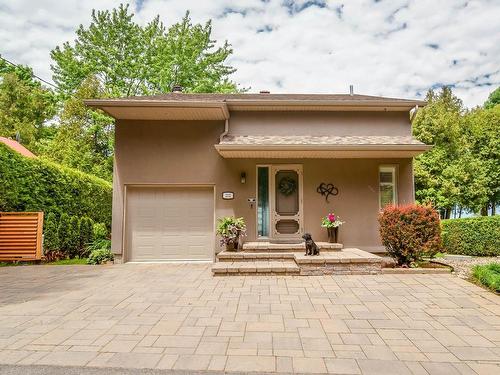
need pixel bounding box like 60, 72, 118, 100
327, 227, 338, 243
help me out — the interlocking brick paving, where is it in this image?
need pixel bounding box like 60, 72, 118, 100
0, 263, 499, 374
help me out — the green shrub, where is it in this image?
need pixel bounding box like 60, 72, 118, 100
79, 217, 94, 255
472, 263, 500, 293
378, 204, 442, 266
43, 212, 59, 252
92, 222, 108, 240
57, 213, 71, 256
442, 216, 500, 256
0, 143, 111, 226
87, 248, 113, 265
68, 216, 80, 258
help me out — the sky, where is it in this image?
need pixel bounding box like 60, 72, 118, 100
0, 0, 499, 107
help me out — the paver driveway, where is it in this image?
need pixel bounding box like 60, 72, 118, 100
0, 264, 499, 374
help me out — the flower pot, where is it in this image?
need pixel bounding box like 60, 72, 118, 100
225, 241, 237, 251
327, 227, 338, 243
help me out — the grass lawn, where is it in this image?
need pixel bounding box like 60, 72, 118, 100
1, 258, 89, 266
472, 262, 500, 293
47, 258, 88, 265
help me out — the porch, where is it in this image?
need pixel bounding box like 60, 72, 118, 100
212, 242, 383, 276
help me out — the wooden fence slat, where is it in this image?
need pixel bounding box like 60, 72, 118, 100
0, 212, 44, 261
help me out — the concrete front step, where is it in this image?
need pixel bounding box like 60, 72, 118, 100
212, 260, 300, 276
242, 241, 342, 252
212, 248, 384, 276
217, 251, 295, 262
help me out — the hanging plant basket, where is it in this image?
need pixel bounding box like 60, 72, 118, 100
278, 176, 297, 196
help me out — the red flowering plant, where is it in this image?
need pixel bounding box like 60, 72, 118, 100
321, 212, 344, 228
378, 204, 442, 267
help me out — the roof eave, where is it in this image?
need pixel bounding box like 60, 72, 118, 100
215, 144, 432, 151
84, 98, 426, 114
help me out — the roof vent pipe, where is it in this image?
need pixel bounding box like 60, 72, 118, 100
172, 85, 183, 93
349, 85, 354, 96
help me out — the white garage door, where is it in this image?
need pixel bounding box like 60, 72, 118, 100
126, 186, 214, 261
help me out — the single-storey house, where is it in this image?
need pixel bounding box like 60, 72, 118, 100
86, 91, 429, 263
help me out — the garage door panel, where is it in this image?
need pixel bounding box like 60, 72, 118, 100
126, 187, 214, 261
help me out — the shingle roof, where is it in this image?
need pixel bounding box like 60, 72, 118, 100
219, 135, 427, 146
123, 92, 425, 105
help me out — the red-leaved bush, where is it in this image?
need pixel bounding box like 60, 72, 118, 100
378, 204, 442, 266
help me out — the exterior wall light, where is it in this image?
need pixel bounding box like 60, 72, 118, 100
240, 172, 246, 184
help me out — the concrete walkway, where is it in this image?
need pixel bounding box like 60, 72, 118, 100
0, 264, 499, 374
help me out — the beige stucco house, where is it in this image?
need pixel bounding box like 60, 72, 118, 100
86, 92, 429, 263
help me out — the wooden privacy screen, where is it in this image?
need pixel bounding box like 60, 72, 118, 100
0, 212, 44, 261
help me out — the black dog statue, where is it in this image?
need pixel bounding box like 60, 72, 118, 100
302, 233, 320, 256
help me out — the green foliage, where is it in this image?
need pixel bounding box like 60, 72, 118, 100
414, 87, 499, 216
57, 213, 71, 255
92, 223, 109, 241
216, 217, 247, 246
67, 216, 80, 258
38, 77, 114, 180
87, 246, 113, 265
0, 72, 56, 152
43, 212, 59, 252
472, 263, 500, 293
79, 217, 94, 252
441, 216, 500, 256
51, 5, 240, 97
0, 143, 112, 225
464, 105, 500, 213
378, 204, 442, 266
484, 87, 500, 109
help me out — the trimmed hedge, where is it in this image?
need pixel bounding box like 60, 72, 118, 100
472, 263, 500, 293
442, 216, 500, 256
0, 143, 112, 226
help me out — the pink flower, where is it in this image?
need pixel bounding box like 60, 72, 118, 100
328, 213, 335, 222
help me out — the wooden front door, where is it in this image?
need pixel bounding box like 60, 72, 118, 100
270, 165, 303, 240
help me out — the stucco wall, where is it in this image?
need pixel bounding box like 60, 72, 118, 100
112, 118, 415, 258
228, 111, 411, 136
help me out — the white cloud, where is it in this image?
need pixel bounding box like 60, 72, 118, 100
1, 0, 498, 107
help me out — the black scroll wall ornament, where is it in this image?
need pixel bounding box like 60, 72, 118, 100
317, 183, 339, 203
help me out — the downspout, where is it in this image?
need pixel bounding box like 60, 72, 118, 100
410, 105, 419, 204
220, 118, 229, 143
410, 105, 419, 124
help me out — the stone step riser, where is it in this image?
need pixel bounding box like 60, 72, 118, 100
217, 255, 296, 262
242, 242, 343, 252
212, 248, 384, 276
241, 249, 342, 253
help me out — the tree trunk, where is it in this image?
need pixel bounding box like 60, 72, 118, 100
492, 202, 496, 216
480, 206, 488, 216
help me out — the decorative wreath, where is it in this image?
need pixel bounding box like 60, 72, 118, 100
278, 176, 297, 196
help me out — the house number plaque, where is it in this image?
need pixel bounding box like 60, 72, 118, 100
222, 192, 234, 200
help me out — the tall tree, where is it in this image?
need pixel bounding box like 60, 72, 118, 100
0, 62, 56, 151
414, 87, 498, 217
50, 4, 239, 97
484, 87, 500, 109
413, 88, 466, 218
39, 76, 114, 180
464, 104, 500, 214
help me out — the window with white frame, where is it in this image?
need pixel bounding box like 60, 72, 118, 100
379, 166, 397, 209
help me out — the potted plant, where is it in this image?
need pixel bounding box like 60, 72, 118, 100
321, 212, 344, 243
216, 217, 247, 251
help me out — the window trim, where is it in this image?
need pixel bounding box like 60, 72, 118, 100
379, 165, 398, 209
